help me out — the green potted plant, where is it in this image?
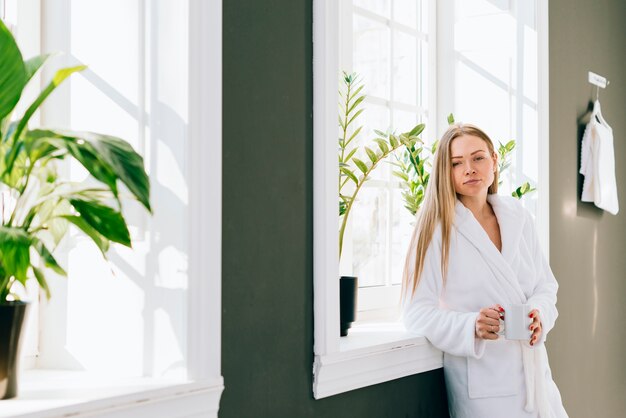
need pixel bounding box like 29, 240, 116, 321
0, 19, 150, 399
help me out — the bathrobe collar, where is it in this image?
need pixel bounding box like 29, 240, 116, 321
453, 193, 527, 304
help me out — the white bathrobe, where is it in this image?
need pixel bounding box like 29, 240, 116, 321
580, 100, 619, 215
403, 194, 568, 418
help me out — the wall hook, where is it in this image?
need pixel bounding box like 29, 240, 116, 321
589, 71, 609, 101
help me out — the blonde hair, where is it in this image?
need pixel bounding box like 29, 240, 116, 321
401, 123, 499, 298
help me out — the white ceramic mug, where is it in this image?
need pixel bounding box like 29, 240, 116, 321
503, 303, 533, 341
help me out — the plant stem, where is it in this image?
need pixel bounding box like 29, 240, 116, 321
7, 164, 34, 227
339, 141, 403, 257
339, 80, 352, 194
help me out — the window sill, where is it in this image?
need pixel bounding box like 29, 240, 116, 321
312, 322, 443, 399
0, 370, 224, 418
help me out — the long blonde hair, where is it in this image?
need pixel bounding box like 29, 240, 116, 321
401, 123, 499, 298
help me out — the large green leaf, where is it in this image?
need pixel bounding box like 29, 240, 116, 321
25, 131, 118, 193
32, 238, 67, 276
83, 133, 151, 212
25, 193, 71, 245
0, 20, 27, 121
4, 65, 87, 175
24, 53, 51, 85
24, 130, 151, 212
61, 215, 110, 256
69, 198, 131, 247
0, 140, 26, 188
17, 66, 86, 140
0, 226, 31, 284
31, 266, 51, 299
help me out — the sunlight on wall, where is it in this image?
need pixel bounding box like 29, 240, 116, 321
66, 244, 145, 376
37, 0, 190, 379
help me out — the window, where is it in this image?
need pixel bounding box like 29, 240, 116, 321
2, 1, 223, 416
313, 0, 549, 399
437, 0, 548, 229
338, 0, 435, 318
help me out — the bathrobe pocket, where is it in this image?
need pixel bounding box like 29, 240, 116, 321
467, 340, 521, 399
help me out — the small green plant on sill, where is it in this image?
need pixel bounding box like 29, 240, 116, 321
338, 72, 423, 258
0, 19, 151, 303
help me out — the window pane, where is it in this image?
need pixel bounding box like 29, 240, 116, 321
38, 0, 189, 379
393, 0, 418, 29
418, 39, 428, 109
456, 55, 511, 133
354, 14, 390, 100
357, 103, 390, 181
457, 0, 511, 17
418, 114, 434, 150
523, 23, 538, 103
347, 0, 432, 302
2, 0, 17, 24
391, 188, 415, 284
352, 186, 388, 287
353, 0, 390, 19
522, 102, 538, 182
392, 30, 417, 106
392, 109, 417, 134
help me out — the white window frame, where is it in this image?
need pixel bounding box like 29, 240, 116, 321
3, 1, 224, 416
312, 0, 549, 399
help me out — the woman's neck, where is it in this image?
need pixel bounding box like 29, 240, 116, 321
458, 194, 492, 222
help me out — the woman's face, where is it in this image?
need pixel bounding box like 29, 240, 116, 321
449, 134, 497, 198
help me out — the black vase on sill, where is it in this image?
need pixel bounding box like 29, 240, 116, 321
340, 276, 358, 336
0, 301, 29, 399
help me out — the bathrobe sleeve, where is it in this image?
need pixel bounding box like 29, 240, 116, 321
580, 122, 592, 177
403, 228, 486, 359
524, 210, 559, 344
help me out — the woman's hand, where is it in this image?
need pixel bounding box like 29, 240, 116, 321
529, 309, 542, 346
475, 304, 504, 340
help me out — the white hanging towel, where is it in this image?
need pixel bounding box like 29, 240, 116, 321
580, 100, 619, 215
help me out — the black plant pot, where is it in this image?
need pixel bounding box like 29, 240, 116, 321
340, 276, 358, 336
0, 301, 29, 399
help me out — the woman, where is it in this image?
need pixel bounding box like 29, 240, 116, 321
402, 123, 568, 418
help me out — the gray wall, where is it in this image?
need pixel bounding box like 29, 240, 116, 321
221, 0, 449, 417
548, 0, 626, 417
221, 0, 626, 416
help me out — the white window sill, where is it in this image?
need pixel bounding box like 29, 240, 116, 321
312, 322, 443, 398
0, 370, 224, 418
